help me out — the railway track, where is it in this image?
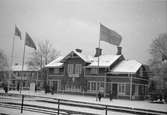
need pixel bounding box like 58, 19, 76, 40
0, 102, 97, 115
0, 93, 167, 115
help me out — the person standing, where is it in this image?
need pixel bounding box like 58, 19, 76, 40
98, 92, 102, 101
109, 91, 113, 101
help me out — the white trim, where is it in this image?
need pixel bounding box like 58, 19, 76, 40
48, 75, 64, 77
85, 75, 105, 78
87, 81, 104, 93
107, 76, 148, 81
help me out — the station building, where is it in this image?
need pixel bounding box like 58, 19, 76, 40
8, 64, 40, 90
45, 47, 149, 100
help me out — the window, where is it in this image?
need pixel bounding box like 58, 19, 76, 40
90, 68, 98, 74
15, 72, 18, 76
88, 81, 104, 92
88, 82, 91, 91
32, 72, 36, 77
75, 64, 82, 74
92, 82, 96, 91
118, 83, 126, 95
67, 64, 74, 74
54, 68, 59, 74
139, 68, 143, 77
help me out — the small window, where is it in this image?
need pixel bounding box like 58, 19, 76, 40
139, 68, 143, 77
54, 68, 59, 74
90, 68, 98, 74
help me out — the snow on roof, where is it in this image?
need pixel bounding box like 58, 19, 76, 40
86, 55, 121, 68
12, 64, 39, 71
45, 56, 64, 68
111, 60, 142, 74
73, 50, 93, 63
60, 50, 93, 63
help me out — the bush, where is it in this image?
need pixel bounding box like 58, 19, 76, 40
149, 91, 162, 102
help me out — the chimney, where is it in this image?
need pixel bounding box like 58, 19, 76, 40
75, 48, 82, 53
116, 46, 122, 55
94, 48, 102, 57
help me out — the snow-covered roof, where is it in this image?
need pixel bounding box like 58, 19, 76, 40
61, 50, 93, 63
73, 50, 93, 63
86, 55, 121, 68
111, 60, 142, 74
45, 56, 64, 68
12, 65, 39, 71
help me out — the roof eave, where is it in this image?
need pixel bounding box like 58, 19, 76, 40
109, 71, 136, 74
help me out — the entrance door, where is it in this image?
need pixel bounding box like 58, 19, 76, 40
112, 83, 118, 98
52, 81, 58, 93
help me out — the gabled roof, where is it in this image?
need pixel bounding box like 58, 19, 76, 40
111, 60, 142, 74
45, 56, 64, 68
86, 55, 121, 68
12, 64, 39, 71
61, 50, 93, 63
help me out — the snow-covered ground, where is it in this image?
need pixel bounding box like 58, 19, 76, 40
0, 90, 167, 115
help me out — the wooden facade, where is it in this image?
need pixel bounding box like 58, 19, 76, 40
46, 49, 149, 100
0, 49, 148, 100
0, 65, 40, 90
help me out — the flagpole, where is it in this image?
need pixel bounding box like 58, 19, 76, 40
96, 23, 100, 97
8, 36, 15, 91
130, 73, 132, 100
98, 23, 101, 73
20, 37, 26, 94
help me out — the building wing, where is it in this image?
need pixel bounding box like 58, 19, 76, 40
12, 64, 39, 71
45, 56, 64, 68
111, 60, 142, 74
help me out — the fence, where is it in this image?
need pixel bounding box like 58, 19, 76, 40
0, 92, 167, 115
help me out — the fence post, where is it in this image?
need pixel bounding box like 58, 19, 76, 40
21, 95, 24, 113
105, 105, 107, 115
57, 99, 60, 115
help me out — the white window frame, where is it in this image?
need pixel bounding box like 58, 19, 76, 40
118, 83, 126, 96
67, 64, 74, 74
88, 81, 104, 93
75, 64, 82, 74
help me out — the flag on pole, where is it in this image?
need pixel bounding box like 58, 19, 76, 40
25, 32, 37, 50
14, 25, 22, 40
100, 24, 122, 46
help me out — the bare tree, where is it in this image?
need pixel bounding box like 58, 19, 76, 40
150, 33, 167, 62
0, 49, 8, 71
27, 40, 60, 69
149, 33, 167, 90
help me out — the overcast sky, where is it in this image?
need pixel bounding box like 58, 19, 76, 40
0, 0, 167, 65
